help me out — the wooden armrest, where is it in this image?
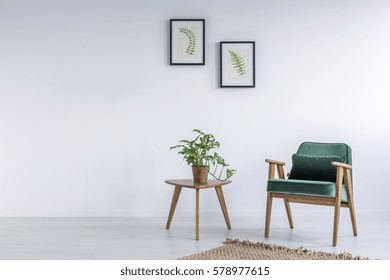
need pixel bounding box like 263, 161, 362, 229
266, 159, 285, 179
265, 159, 285, 166
331, 161, 352, 169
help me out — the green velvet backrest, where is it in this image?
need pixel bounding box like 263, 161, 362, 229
296, 142, 352, 165
288, 142, 352, 182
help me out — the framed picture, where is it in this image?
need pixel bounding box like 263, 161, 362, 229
170, 19, 205, 65
220, 41, 255, 87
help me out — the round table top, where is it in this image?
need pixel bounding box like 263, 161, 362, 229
165, 179, 232, 189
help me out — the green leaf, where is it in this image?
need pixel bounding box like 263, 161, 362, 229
170, 144, 185, 150
179, 28, 196, 55
228, 50, 246, 76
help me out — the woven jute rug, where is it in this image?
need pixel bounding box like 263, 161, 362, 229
179, 238, 368, 260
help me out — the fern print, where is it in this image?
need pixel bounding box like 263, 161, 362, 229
228, 50, 246, 76
179, 28, 196, 55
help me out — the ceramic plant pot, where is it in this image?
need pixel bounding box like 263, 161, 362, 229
192, 166, 208, 183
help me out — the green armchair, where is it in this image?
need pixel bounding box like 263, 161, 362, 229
264, 142, 357, 246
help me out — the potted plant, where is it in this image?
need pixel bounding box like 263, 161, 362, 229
170, 129, 236, 182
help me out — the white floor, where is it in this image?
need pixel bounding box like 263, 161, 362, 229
0, 210, 389, 260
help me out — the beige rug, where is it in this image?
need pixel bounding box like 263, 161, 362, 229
179, 238, 368, 260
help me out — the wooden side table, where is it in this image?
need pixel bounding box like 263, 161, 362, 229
165, 179, 232, 240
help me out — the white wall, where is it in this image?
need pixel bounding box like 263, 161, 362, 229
0, 0, 390, 216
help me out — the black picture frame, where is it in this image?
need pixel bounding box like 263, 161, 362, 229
170, 19, 205, 65
220, 41, 255, 87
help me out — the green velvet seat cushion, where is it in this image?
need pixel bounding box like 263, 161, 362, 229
288, 154, 346, 182
267, 179, 348, 202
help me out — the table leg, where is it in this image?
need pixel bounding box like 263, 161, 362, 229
215, 186, 231, 229
195, 188, 199, 240
166, 186, 182, 229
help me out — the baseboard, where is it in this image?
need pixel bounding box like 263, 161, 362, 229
1, 209, 388, 218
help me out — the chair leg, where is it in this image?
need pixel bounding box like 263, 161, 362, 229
332, 167, 344, 246
332, 201, 341, 246
348, 203, 358, 236
264, 192, 273, 238
345, 172, 358, 236
347, 201, 358, 236
283, 199, 294, 229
